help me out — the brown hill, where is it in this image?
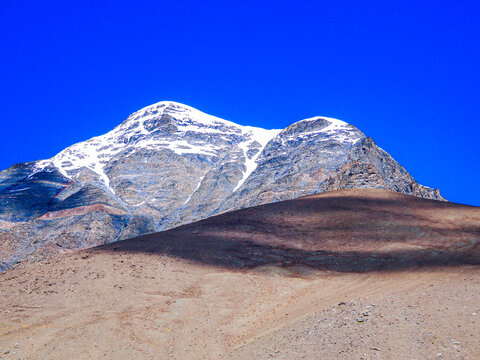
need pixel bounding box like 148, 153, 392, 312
1, 189, 479, 359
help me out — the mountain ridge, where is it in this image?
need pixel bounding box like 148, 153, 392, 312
0, 101, 443, 270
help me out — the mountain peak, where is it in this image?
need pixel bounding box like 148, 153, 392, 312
128, 101, 240, 129
0, 101, 444, 270
281, 115, 364, 145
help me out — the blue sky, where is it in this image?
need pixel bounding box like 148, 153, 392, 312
1, 1, 479, 205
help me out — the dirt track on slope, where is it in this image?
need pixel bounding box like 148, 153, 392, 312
1, 189, 479, 359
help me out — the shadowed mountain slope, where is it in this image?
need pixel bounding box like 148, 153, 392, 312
97, 188, 479, 272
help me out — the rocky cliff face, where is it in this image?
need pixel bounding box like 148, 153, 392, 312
0, 101, 443, 270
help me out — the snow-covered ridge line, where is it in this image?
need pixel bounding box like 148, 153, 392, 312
136, 101, 241, 127
298, 115, 350, 126
32, 101, 272, 191
32, 101, 357, 193
292, 116, 362, 144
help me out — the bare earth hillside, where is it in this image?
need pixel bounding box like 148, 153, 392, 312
0, 189, 478, 359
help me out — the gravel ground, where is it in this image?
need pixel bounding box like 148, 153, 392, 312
229, 268, 480, 360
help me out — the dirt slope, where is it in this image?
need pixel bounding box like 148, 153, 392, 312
0, 189, 479, 359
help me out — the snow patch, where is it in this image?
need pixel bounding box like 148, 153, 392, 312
131, 201, 146, 207
8, 187, 30, 192
291, 116, 361, 144
233, 127, 281, 192
183, 175, 205, 205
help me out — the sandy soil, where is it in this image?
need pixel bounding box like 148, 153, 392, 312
0, 189, 479, 359
228, 268, 480, 360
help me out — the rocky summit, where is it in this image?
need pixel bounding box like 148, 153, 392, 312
0, 101, 443, 270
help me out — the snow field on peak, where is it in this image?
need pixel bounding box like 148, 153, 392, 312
31, 102, 359, 196
134, 101, 243, 130
33, 102, 281, 194
287, 116, 362, 144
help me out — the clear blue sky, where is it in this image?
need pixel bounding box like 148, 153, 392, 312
1, 1, 479, 205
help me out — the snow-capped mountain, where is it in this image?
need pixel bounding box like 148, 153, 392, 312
35, 102, 281, 194
0, 101, 443, 270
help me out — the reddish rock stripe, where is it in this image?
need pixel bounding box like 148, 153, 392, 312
38, 204, 127, 220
